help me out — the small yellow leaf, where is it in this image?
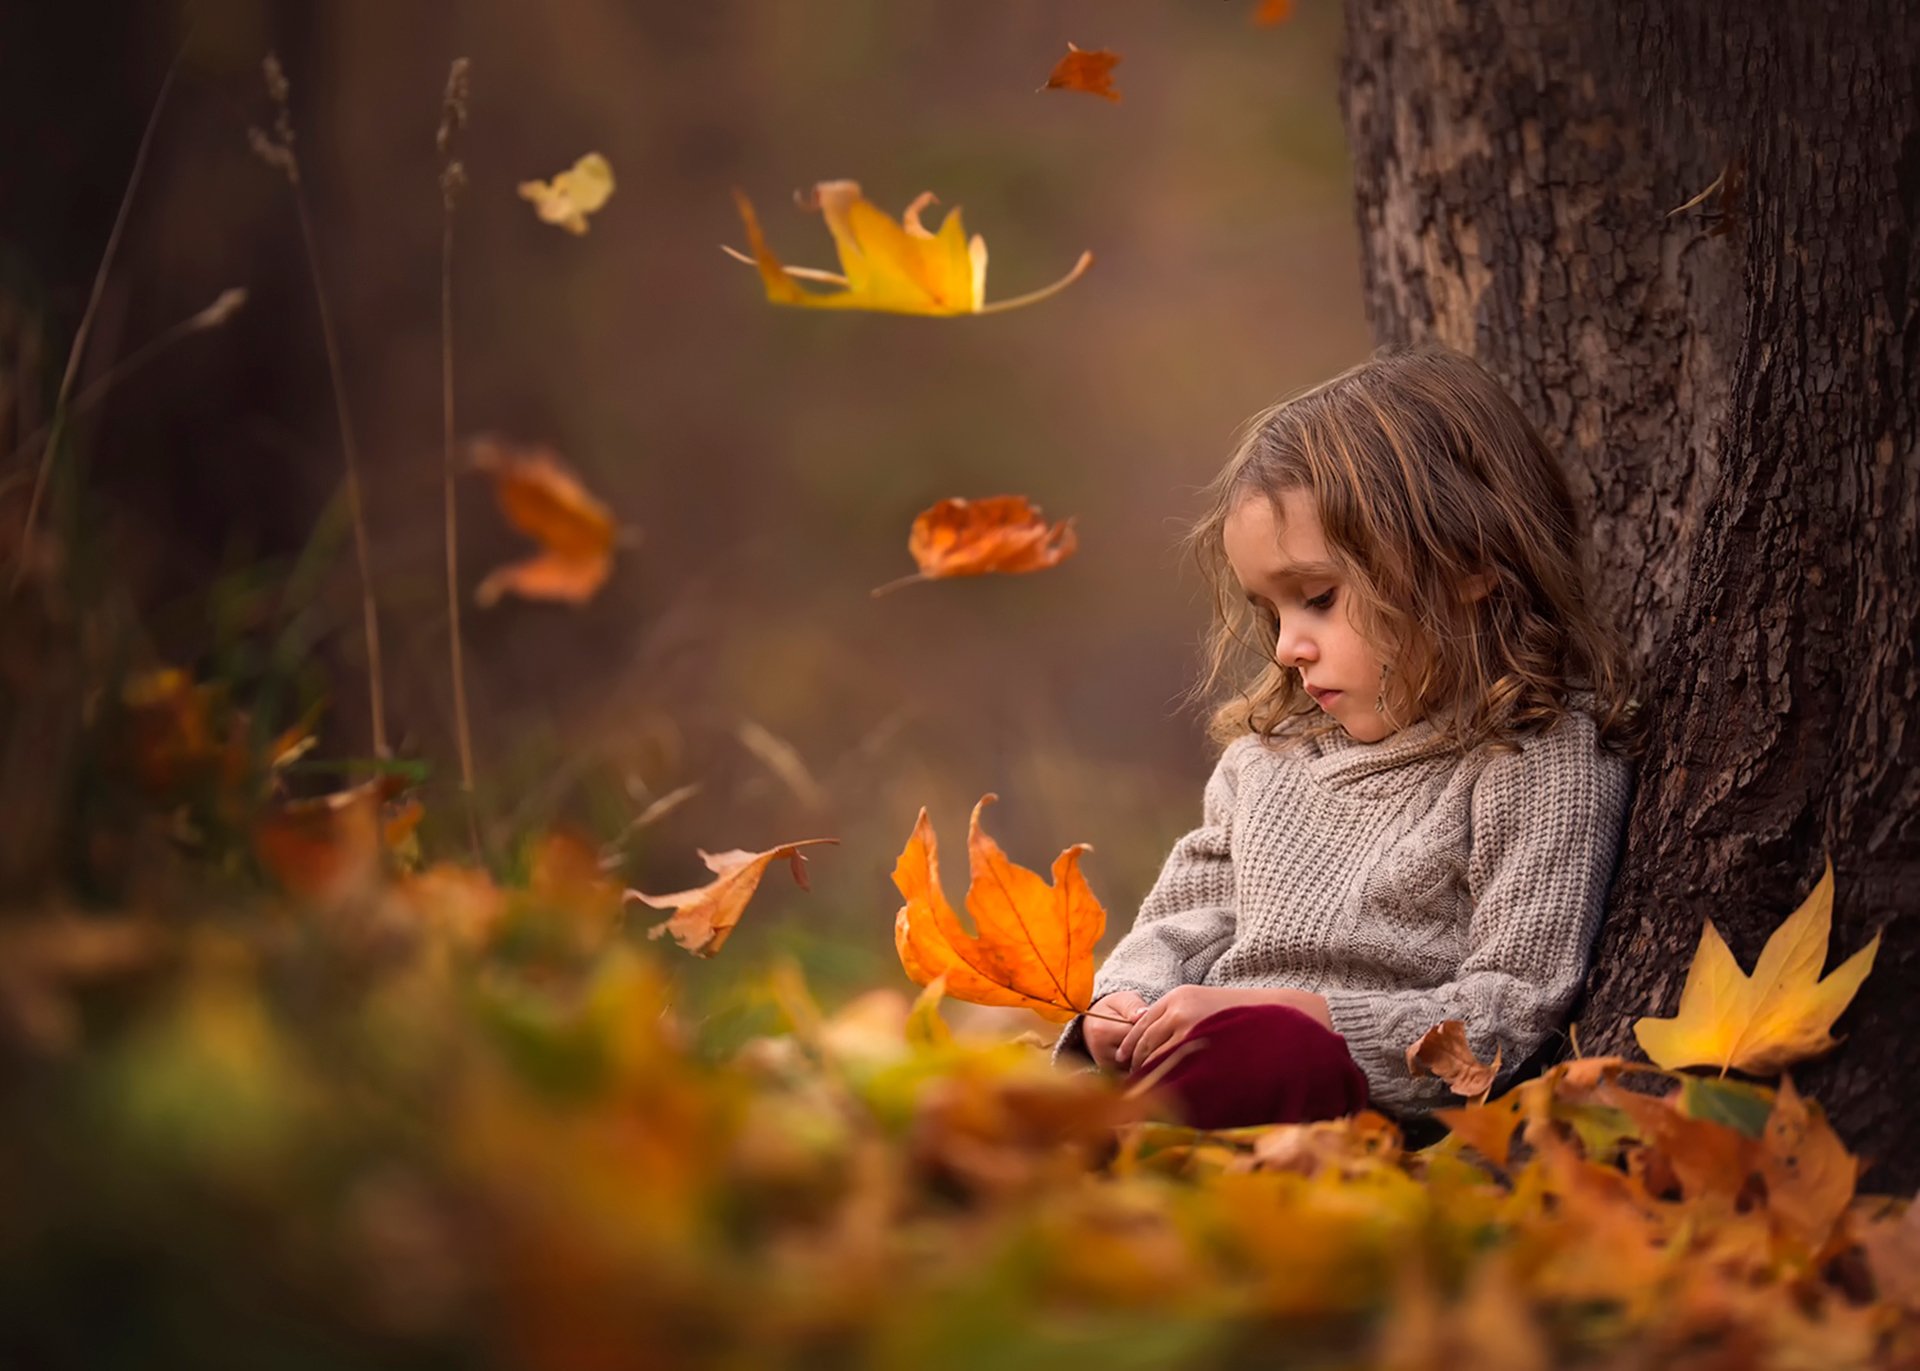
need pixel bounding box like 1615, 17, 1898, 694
518, 152, 615, 235
1633, 858, 1879, 1075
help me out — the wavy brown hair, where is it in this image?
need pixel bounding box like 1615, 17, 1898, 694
1187, 345, 1641, 757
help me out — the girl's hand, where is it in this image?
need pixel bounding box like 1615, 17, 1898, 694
1081, 991, 1148, 1070
1116, 986, 1333, 1070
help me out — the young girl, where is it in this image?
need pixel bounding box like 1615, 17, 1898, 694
1054, 345, 1639, 1128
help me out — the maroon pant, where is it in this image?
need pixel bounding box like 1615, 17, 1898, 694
1127, 1005, 1370, 1129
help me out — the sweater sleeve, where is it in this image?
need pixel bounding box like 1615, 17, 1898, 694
1320, 716, 1633, 1114
1052, 737, 1248, 1066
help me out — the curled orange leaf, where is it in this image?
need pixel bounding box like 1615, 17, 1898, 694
726, 180, 1092, 316
1043, 43, 1122, 102
873, 495, 1077, 596
892, 795, 1104, 1024
253, 780, 385, 905
627, 839, 838, 958
1407, 1020, 1503, 1098
469, 437, 621, 608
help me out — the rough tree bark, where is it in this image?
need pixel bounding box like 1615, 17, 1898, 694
1341, 1, 1919, 1182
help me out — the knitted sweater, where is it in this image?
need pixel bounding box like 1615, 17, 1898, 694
1053, 708, 1633, 1115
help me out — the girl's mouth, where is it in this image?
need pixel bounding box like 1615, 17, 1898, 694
1307, 686, 1342, 708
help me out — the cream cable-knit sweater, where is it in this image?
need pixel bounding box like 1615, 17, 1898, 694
1054, 707, 1633, 1115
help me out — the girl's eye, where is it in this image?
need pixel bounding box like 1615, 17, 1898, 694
1304, 588, 1337, 612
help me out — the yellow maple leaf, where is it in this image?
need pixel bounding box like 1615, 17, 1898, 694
1633, 858, 1879, 1075
518, 152, 615, 235
726, 180, 1093, 316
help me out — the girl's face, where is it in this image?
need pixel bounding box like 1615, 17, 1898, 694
1223, 488, 1412, 743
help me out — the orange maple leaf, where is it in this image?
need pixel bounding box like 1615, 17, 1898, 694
1252, 0, 1295, 26
872, 495, 1077, 596
892, 795, 1104, 1024
1407, 1020, 1503, 1098
1042, 43, 1122, 102
469, 437, 622, 608
627, 839, 838, 958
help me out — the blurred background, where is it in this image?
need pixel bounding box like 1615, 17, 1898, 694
1, 0, 1369, 1014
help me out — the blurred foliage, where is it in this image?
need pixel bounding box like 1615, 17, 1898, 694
1, 822, 1916, 1368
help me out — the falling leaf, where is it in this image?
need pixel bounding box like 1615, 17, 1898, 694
1759, 1076, 1859, 1253
726, 180, 1093, 316
1252, 0, 1295, 25
872, 495, 1077, 596
1633, 859, 1879, 1075
517, 152, 614, 235
1043, 43, 1122, 102
892, 795, 1104, 1024
468, 437, 620, 607
626, 838, 838, 957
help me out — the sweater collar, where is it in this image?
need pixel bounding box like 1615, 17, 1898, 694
1288, 716, 1464, 794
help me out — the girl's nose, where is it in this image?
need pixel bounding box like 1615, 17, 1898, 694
1274, 626, 1317, 668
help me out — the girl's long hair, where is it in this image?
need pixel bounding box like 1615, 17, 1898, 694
1187, 345, 1641, 756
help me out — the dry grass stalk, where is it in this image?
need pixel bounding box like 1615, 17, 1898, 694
438, 58, 479, 853
250, 51, 390, 758
11, 53, 182, 594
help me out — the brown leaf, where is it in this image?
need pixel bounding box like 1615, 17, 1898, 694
1042, 43, 1122, 102
873, 495, 1077, 596
0, 915, 163, 1052
627, 838, 838, 957
1407, 1020, 1502, 1097
1760, 1075, 1859, 1253
1434, 1097, 1525, 1168
468, 437, 620, 608
253, 779, 385, 904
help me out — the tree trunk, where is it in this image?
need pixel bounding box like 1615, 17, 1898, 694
1341, 1, 1920, 1183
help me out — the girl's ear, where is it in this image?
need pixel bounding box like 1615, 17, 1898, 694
1459, 570, 1497, 602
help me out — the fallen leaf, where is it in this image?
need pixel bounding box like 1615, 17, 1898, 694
468, 437, 620, 607
253, 779, 384, 904
626, 838, 838, 957
1759, 1076, 1858, 1253
1633, 858, 1879, 1075
872, 495, 1077, 596
726, 180, 1092, 316
1407, 1020, 1503, 1097
1043, 43, 1122, 102
1434, 1096, 1525, 1168
1596, 1082, 1759, 1203
892, 795, 1104, 1023
0, 915, 162, 1052
1252, 0, 1295, 25
517, 152, 614, 234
